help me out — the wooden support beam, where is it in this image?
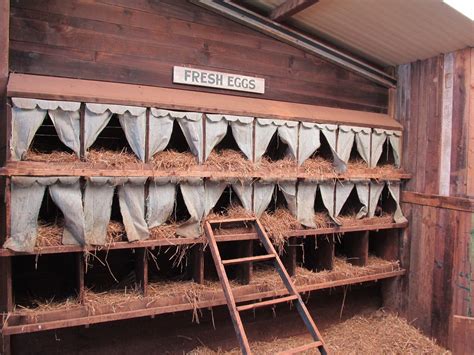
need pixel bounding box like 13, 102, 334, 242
190, 244, 205, 285
269, 0, 319, 22
283, 237, 298, 276
135, 248, 148, 296
237, 240, 253, 284
0, 0, 9, 166
401, 191, 474, 212
76, 253, 85, 303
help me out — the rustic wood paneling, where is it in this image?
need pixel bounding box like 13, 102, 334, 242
396, 48, 474, 348
8, 0, 388, 113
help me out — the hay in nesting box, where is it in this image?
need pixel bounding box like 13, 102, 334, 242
339, 213, 394, 226
347, 159, 401, 176
205, 150, 254, 174
24, 150, 79, 163
301, 156, 336, 175
14, 297, 81, 315
206, 204, 254, 220
151, 150, 197, 170
86, 148, 140, 168
106, 221, 126, 244
190, 311, 449, 354
313, 212, 333, 228
83, 287, 142, 315
260, 208, 301, 252
35, 221, 63, 248
258, 156, 298, 174
206, 204, 256, 235
149, 222, 178, 240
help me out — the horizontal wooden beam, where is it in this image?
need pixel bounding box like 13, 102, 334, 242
2, 268, 405, 335
7, 74, 401, 129
0, 161, 411, 180
269, 0, 319, 22
401, 191, 474, 212
0, 222, 408, 257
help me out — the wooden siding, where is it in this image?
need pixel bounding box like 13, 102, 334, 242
8, 0, 388, 113
396, 48, 473, 349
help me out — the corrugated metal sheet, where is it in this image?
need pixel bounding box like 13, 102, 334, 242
246, 0, 474, 66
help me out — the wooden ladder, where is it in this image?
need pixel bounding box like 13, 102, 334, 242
204, 217, 328, 355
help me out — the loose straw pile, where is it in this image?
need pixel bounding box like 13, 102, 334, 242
190, 310, 449, 354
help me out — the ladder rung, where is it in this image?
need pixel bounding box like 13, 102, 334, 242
222, 254, 275, 266
277, 341, 324, 355
207, 217, 256, 224
237, 295, 298, 312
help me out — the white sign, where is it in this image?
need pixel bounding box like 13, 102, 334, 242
173, 66, 265, 94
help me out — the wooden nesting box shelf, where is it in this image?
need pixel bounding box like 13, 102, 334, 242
0, 221, 407, 256
2, 264, 404, 336
0, 162, 412, 180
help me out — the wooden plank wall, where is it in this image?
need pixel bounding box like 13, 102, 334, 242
8, 0, 387, 113
396, 47, 473, 350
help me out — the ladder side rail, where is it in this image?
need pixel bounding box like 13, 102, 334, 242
254, 219, 328, 354
204, 221, 252, 354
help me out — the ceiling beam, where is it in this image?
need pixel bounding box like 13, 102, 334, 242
190, 0, 396, 88
269, 0, 319, 22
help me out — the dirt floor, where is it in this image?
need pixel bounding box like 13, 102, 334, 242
11, 286, 450, 354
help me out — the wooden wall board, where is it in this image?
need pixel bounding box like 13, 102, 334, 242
401, 191, 474, 212
452, 315, 474, 355
6, 73, 401, 130
395, 48, 474, 348
8, 0, 388, 113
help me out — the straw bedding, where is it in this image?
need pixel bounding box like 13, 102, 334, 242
151, 150, 198, 170
190, 310, 449, 354
24, 148, 141, 168
24, 150, 79, 163
35, 220, 126, 249
339, 213, 394, 226
205, 150, 255, 174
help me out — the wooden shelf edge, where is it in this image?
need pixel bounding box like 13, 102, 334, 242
0, 163, 412, 180
0, 222, 408, 257
1, 268, 406, 335
7, 73, 403, 130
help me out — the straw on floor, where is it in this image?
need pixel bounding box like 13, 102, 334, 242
189, 310, 449, 354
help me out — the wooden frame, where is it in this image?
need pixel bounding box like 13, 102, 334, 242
7, 74, 402, 130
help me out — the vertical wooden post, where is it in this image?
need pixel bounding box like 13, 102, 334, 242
190, 244, 205, 284
343, 231, 369, 266
237, 240, 253, 284
283, 237, 297, 276
79, 104, 86, 161
76, 252, 85, 303
314, 236, 334, 271
145, 108, 150, 163
135, 248, 148, 296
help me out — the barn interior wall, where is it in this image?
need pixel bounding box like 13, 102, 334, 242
8, 0, 388, 113
395, 47, 473, 349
